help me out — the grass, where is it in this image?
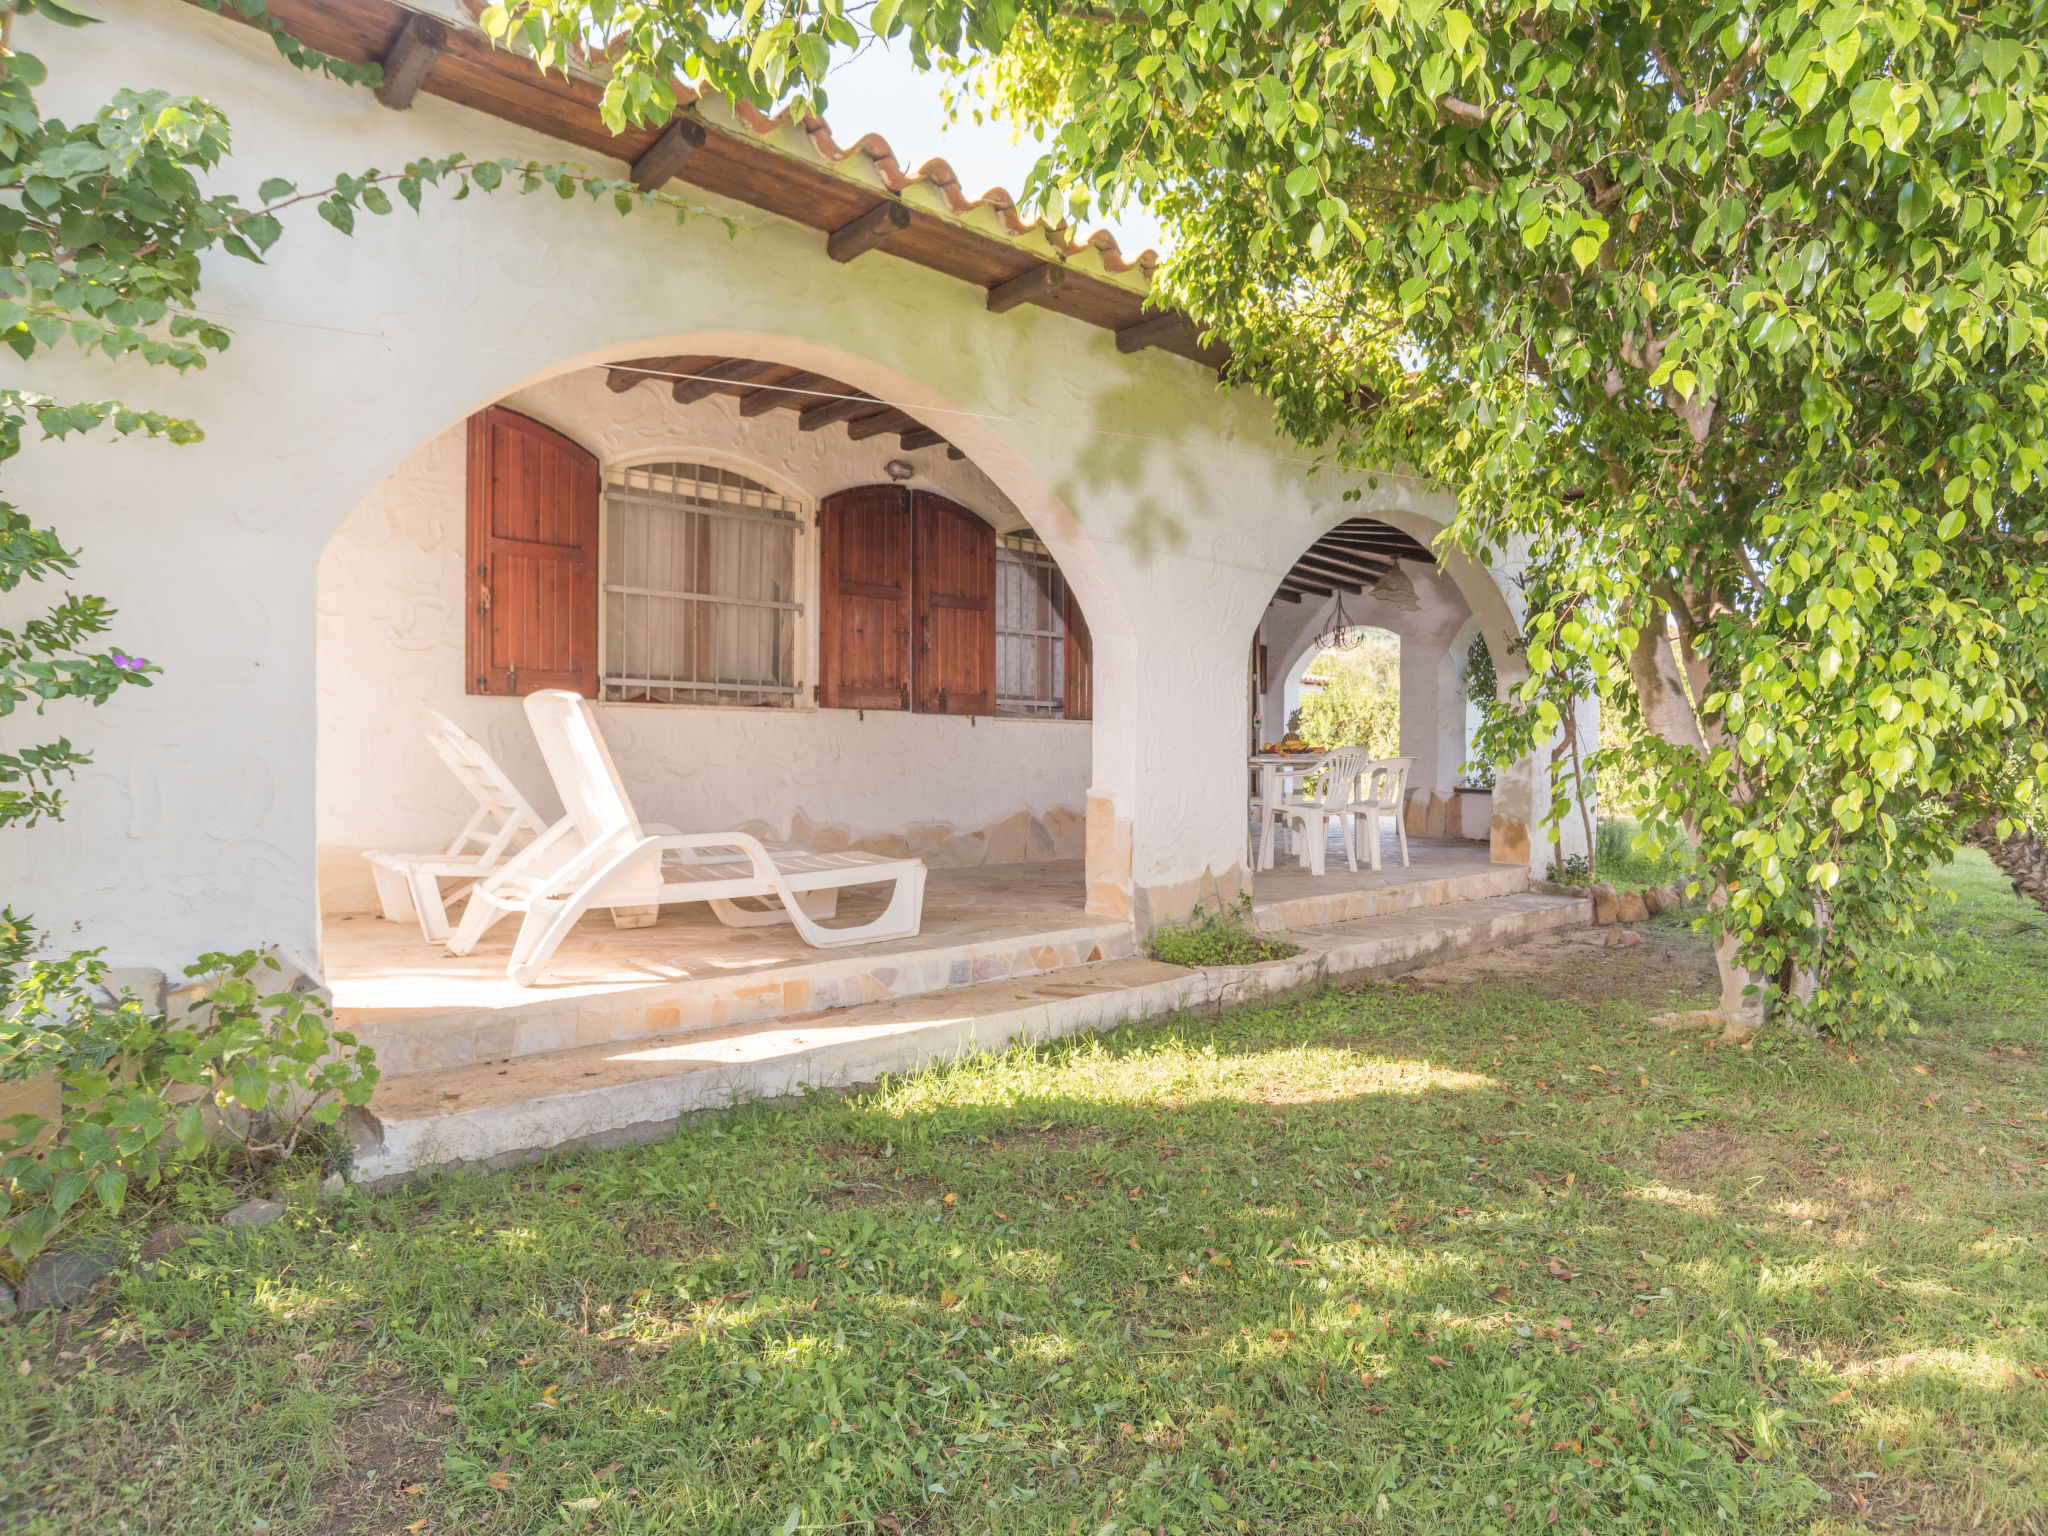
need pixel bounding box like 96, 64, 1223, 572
1593, 820, 1696, 894
1145, 896, 1299, 968
1552, 820, 1698, 894
2, 854, 2045, 1535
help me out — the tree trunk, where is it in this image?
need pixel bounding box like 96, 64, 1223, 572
1966, 820, 2048, 912
1630, 601, 1768, 1030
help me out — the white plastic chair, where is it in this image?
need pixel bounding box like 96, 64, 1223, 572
446, 691, 928, 984
363, 710, 546, 942
1277, 746, 1372, 876
1347, 757, 1413, 872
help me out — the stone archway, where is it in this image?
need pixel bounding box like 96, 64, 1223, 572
1249, 508, 1572, 876
312, 330, 1145, 934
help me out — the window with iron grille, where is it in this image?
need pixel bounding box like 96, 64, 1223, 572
600, 462, 803, 706
995, 531, 1067, 717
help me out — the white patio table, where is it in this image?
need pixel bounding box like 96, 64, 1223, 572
1248, 751, 1326, 870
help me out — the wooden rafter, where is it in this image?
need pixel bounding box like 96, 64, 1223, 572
827, 201, 911, 262
987, 264, 1066, 314
207, 0, 1232, 372
1290, 558, 1371, 593
799, 391, 884, 432
670, 357, 779, 404
1116, 312, 1189, 353
736, 371, 837, 416
604, 354, 705, 392
1296, 546, 1394, 578
374, 12, 445, 109
845, 408, 918, 441
631, 115, 706, 190
598, 351, 956, 459
1272, 517, 1439, 611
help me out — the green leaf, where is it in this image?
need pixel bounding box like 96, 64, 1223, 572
1569, 233, 1602, 270
1897, 181, 1932, 232
25, 0, 100, 26
257, 178, 297, 203
93, 1169, 127, 1214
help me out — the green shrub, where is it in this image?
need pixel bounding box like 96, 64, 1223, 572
1145, 896, 1299, 967
1294, 630, 1400, 756
1546, 820, 1699, 892
1546, 853, 1593, 887
0, 931, 378, 1264
1597, 818, 1697, 892
1459, 636, 1497, 789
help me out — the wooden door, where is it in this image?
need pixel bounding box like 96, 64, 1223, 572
912, 492, 995, 715
817, 485, 913, 710
466, 407, 599, 696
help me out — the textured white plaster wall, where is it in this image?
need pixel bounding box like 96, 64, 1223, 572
8, 0, 1554, 972
316, 369, 1087, 863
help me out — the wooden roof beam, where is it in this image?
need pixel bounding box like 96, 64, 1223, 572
1116, 312, 1190, 353
374, 13, 446, 110
1295, 547, 1396, 576
799, 391, 885, 431
1290, 560, 1372, 593
1279, 577, 1334, 599
844, 407, 918, 441
827, 201, 911, 262
738, 372, 836, 416
1315, 535, 1429, 561
605, 356, 684, 393
671, 357, 780, 404
631, 115, 706, 191
986, 264, 1067, 314
898, 425, 946, 451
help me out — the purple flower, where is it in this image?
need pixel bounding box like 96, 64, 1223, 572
111, 651, 149, 671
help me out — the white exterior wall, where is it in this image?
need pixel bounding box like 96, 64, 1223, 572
5, 1, 1561, 974
317, 368, 1088, 907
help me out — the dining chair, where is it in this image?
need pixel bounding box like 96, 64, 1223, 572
1277, 746, 1372, 875
1347, 757, 1414, 872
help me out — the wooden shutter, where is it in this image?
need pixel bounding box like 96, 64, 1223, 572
817, 485, 913, 710
912, 492, 995, 716
1063, 588, 1093, 721
466, 407, 599, 696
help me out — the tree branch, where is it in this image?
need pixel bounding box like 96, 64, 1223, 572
1648, 43, 1693, 104
1437, 94, 1490, 126
1702, 37, 1763, 111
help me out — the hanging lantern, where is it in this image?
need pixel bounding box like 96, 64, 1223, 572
1312, 589, 1365, 653
1370, 559, 1420, 612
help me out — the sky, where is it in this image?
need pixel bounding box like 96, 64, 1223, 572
819, 39, 1170, 261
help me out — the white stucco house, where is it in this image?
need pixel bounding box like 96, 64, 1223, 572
5, 0, 1593, 1174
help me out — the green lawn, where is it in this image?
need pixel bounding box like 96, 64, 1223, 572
3, 854, 2044, 1536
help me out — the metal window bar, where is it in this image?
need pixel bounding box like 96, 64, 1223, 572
602, 462, 802, 707
995, 531, 1067, 717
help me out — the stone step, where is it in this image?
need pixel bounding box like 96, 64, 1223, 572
351, 890, 1588, 1184
343, 916, 1133, 1080
1249, 860, 1529, 933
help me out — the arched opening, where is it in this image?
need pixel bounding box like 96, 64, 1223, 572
311, 341, 1133, 1048
1282, 625, 1401, 759
1248, 513, 1576, 878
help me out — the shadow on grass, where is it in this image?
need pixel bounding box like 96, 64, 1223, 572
7, 881, 2048, 1536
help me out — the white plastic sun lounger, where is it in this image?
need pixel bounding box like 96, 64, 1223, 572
445, 690, 927, 985
363, 710, 546, 942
